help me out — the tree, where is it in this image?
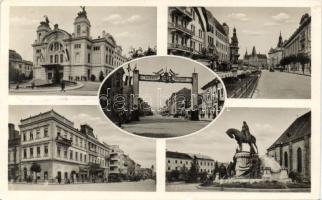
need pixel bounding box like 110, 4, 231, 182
186, 156, 199, 183
297, 53, 310, 74
30, 162, 41, 183
99, 71, 105, 82
9, 65, 19, 83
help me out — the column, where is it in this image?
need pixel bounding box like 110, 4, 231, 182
191, 72, 199, 120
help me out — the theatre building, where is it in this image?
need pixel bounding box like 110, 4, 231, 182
18, 110, 109, 183
32, 7, 127, 83
267, 111, 311, 182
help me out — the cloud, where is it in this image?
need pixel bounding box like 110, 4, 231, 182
10, 16, 39, 26
117, 31, 130, 37
241, 30, 263, 36
272, 12, 290, 22
103, 14, 143, 25
228, 13, 249, 21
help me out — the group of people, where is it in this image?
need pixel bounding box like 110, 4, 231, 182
68, 75, 89, 82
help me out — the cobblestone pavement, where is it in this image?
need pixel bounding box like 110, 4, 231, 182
252, 70, 310, 99
122, 115, 210, 138
9, 179, 156, 191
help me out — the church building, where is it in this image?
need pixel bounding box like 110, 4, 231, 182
243, 46, 268, 69
32, 7, 127, 83
267, 111, 311, 182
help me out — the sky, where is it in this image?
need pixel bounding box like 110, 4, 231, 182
167, 107, 310, 163
9, 6, 157, 61
207, 7, 310, 57
9, 105, 156, 168
117, 56, 221, 110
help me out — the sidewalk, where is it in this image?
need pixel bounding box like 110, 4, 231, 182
283, 71, 311, 77
9, 82, 84, 93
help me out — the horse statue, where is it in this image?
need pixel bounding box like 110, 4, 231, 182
226, 128, 258, 154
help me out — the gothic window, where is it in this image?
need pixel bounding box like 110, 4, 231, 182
54, 55, 58, 63
284, 151, 288, 168
297, 148, 302, 173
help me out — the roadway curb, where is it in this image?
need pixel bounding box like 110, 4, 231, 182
9, 82, 84, 93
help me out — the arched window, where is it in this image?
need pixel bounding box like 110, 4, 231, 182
77, 25, 81, 35
54, 55, 58, 63
60, 54, 64, 63
297, 148, 302, 173
284, 152, 288, 168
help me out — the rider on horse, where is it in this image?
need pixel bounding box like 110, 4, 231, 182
241, 121, 251, 141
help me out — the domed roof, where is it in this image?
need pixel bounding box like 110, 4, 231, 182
37, 21, 51, 32
9, 49, 22, 61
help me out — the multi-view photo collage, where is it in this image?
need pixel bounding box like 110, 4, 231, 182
3, 1, 321, 200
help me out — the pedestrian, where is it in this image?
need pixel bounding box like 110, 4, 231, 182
15, 82, 20, 90
31, 81, 35, 90
57, 176, 61, 184
61, 80, 65, 92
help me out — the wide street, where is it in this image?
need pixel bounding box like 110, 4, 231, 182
166, 182, 204, 192
252, 70, 311, 99
122, 114, 210, 138
9, 81, 101, 96
9, 179, 155, 191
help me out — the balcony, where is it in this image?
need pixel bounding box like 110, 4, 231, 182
168, 43, 193, 53
168, 22, 193, 36
55, 135, 72, 147
170, 7, 193, 20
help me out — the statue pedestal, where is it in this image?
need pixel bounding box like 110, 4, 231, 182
235, 151, 260, 178
235, 151, 251, 177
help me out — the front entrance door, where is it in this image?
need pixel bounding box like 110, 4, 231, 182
87, 69, 90, 80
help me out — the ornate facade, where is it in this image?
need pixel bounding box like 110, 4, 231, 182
32, 7, 127, 83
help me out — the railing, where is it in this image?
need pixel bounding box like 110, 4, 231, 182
168, 43, 193, 52
175, 7, 193, 18
168, 22, 193, 35
55, 135, 72, 147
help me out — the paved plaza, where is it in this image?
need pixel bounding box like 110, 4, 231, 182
9, 81, 101, 96
122, 115, 210, 138
9, 179, 156, 191
253, 70, 311, 99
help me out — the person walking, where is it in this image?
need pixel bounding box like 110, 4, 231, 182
61, 80, 65, 92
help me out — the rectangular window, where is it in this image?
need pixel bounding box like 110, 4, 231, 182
64, 148, 67, 158
93, 46, 100, 51
44, 127, 48, 137
84, 155, 87, 162
77, 25, 81, 35
37, 146, 40, 157
50, 55, 53, 64
44, 145, 48, 157
75, 152, 78, 161
57, 146, 61, 157
57, 127, 61, 137
30, 131, 34, 140
23, 132, 26, 142
24, 149, 27, 159
80, 153, 83, 162
36, 129, 40, 139
87, 53, 90, 63
70, 150, 73, 160
74, 44, 81, 49
30, 147, 33, 158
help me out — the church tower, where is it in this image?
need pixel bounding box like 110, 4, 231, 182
251, 46, 257, 56
277, 31, 283, 48
230, 27, 240, 64
244, 49, 248, 58
74, 7, 91, 38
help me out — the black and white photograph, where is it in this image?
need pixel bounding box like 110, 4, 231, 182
168, 7, 311, 99
8, 105, 156, 191
166, 108, 311, 192
99, 56, 226, 138
9, 6, 157, 96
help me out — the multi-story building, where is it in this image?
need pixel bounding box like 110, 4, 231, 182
267, 111, 311, 181
13, 109, 112, 183
199, 78, 225, 120
8, 123, 21, 181
32, 7, 127, 83
9, 49, 33, 81
165, 87, 192, 116
109, 145, 128, 180
168, 7, 232, 72
166, 151, 216, 175
268, 32, 284, 70
243, 46, 268, 69
282, 13, 311, 74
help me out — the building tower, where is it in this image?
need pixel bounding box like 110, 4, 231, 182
230, 27, 240, 64
251, 46, 257, 56
74, 6, 91, 37
277, 31, 283, 48
36, 16, 51, 43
